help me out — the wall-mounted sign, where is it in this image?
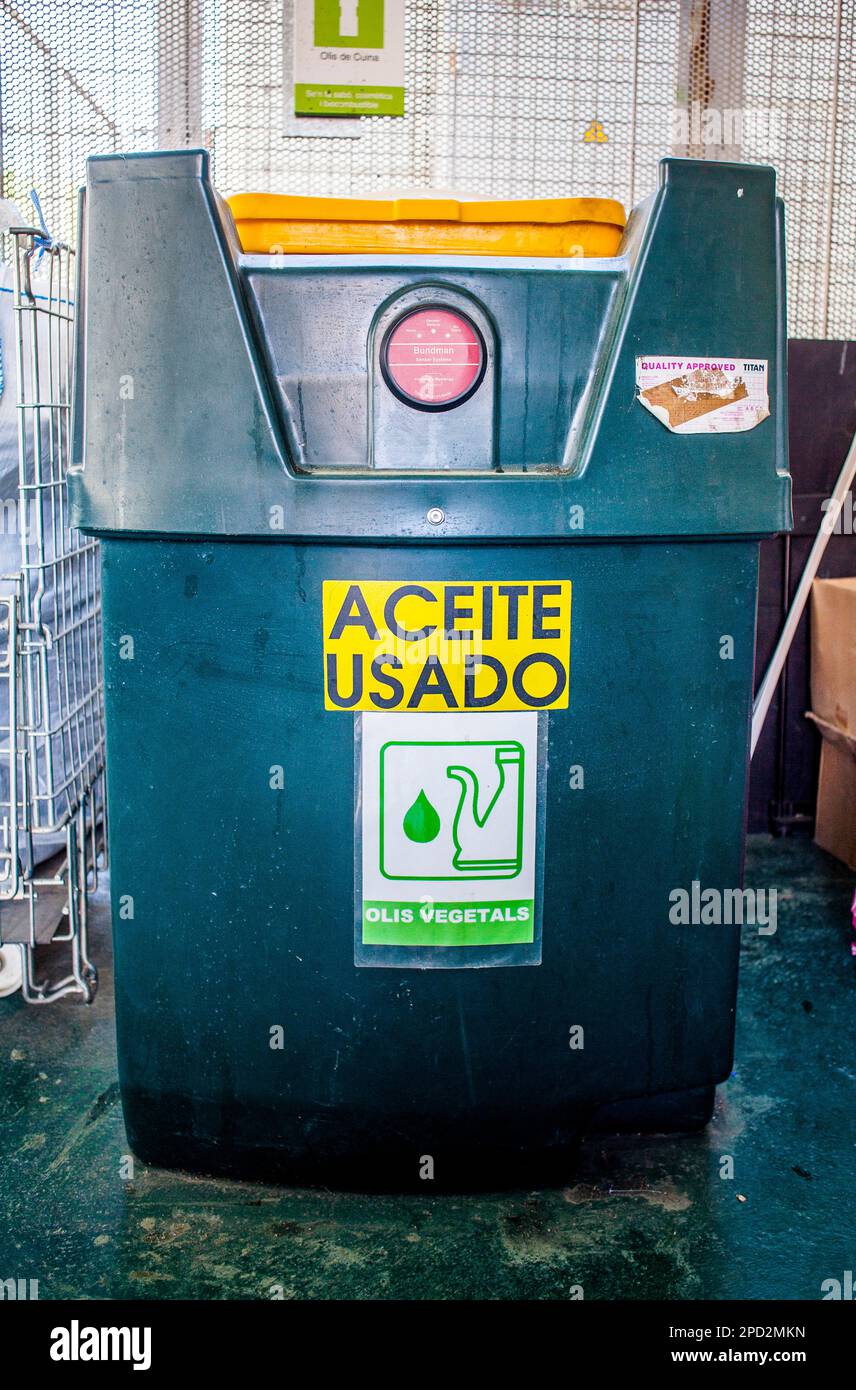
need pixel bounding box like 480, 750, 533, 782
293, 0, 405, 117
356, 711, 544, 967
322, 580, 572, 713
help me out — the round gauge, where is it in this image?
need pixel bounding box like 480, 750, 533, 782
381, 306, 486, 411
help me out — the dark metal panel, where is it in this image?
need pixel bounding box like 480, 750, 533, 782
749, 340, 856, 832
102, 536, 758, 1181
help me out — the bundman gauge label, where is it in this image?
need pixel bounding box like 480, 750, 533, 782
381, 307, 485, 409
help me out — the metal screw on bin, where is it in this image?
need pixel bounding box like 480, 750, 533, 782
427, 507, 445, 525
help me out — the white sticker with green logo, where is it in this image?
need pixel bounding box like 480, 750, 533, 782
293, 0, 405, 117
355, 711, 544, 968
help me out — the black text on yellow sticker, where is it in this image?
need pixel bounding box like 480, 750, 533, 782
322, 580, 572, 712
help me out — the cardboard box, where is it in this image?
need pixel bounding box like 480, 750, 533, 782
808, 578, 856, 870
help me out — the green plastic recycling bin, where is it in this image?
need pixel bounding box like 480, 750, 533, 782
70, 150, 790, 1187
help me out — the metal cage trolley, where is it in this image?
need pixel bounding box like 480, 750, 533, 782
0, 227, 106, 1003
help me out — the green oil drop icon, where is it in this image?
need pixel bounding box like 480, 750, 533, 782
403, 789, 441, 843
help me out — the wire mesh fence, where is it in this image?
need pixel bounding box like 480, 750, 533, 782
0, 0, 853, 335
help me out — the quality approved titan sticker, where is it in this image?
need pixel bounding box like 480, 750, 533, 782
636, 356, 770, 433
355, 710, 545, 968
322, 580, 572, 712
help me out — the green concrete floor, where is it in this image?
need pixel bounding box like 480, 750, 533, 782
1, 835, 854, 1300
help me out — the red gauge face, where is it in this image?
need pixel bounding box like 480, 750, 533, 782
382, 307, 485, 410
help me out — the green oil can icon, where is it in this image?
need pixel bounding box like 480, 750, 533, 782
379, 738, 525, 881
314, 0, 385, 47
447, 745, 524, 873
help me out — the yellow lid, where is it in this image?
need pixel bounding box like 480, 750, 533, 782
228, 192, 626, 227
226, 192, 626, 258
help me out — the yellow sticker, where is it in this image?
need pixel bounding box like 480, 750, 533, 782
323, 580, 571, 712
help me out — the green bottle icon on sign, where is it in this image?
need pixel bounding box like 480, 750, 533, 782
314, 0, 385, 48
